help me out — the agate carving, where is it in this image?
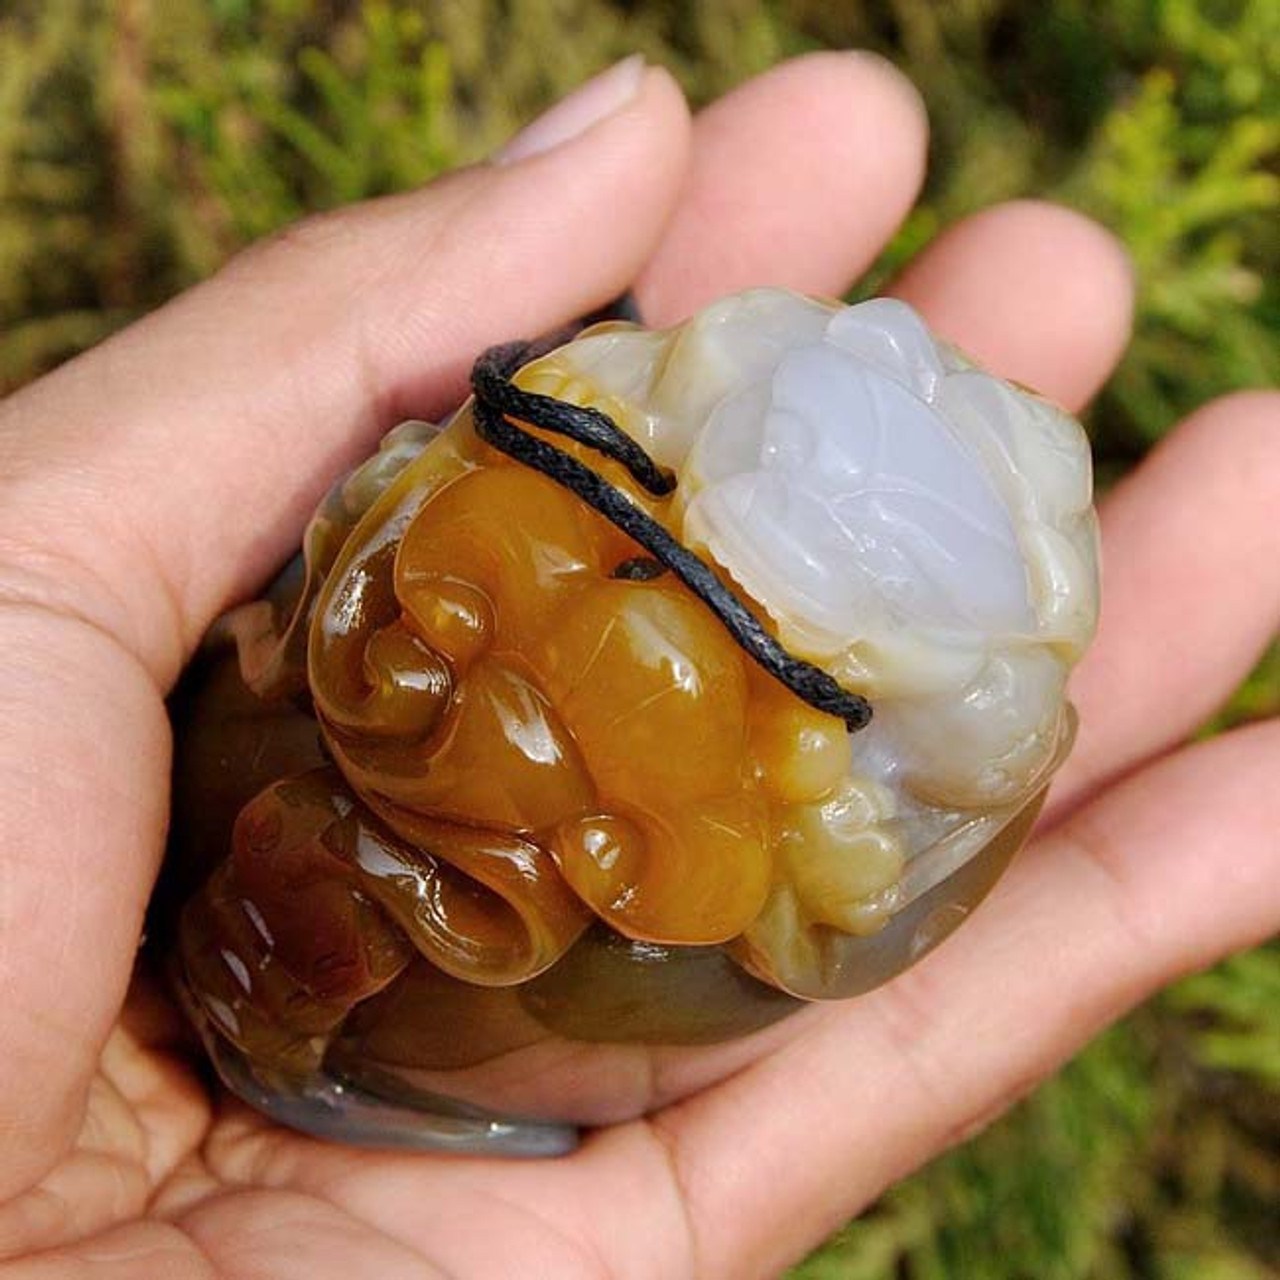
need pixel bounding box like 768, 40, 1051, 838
167, 289, 1099, 1154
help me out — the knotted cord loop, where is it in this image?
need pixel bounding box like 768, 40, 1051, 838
468, 326, 873, 734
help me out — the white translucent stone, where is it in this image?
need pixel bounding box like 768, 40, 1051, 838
823, 297, 945, 401
683, 339, 1035, 645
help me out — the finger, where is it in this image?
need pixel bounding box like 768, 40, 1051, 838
0, 65, 692, 687
889, 199, 1135, 410
650, 719, 1280, 1277
1048, 389, 1280, 818
637, 51, 928, 323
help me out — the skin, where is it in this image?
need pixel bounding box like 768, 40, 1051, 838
0, 50, 1276, 1279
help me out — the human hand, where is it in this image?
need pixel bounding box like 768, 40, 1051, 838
1, 53, 1276, 1279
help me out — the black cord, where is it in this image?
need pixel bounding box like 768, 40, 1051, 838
468, 334, 873, 733
472, 348, 675, 498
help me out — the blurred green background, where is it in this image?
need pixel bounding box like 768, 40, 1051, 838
1, 1, 1276, 1275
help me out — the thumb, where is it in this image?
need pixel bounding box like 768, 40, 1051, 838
0, 59, 689, 1200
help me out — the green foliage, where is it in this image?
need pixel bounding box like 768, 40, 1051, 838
1169, 943, 1280, 1089
0, 2, 1275, 1276
148, 1, 461, 239
1068, 43, 1280, 445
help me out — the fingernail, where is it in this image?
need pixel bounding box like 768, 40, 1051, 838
496, 55, 646, 164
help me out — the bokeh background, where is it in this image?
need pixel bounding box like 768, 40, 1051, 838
1, 1, 1276, 1275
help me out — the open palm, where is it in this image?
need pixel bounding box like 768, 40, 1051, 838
1, 56, 1276, 1280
